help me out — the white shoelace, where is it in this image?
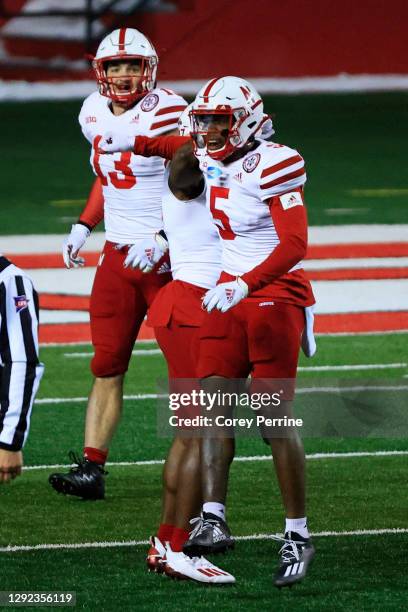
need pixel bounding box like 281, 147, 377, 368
269, 534, 307, 564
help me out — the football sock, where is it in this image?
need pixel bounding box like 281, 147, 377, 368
285, 517, 309, 539
170, 527, 190, 552
83, 447, 108, 465
157, 523, 175, 544
203, 502, 226, 520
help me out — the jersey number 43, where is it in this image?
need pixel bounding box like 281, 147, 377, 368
92, 135, 136, 189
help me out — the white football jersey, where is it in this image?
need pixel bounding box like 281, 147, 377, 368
198, 140, 307, 276
162, 171, 222, 290
79, 88, 187, 243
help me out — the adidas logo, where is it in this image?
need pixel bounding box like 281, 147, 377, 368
233, 172, 242, 183
157, 262, 171, 274
280, 191, 303, 210
130, 114, 139, 124
197, 567, 229, 577
212, 526, 227, 543
225, 288, 235, 303
283, 561, 304, 577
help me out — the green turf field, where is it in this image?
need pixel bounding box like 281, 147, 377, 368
2, 92, 408, 234
1, 91, 408, 609
1, 334, 407, 610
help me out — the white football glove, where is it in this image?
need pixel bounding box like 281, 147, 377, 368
124, 233, 169, 273
203, 278, 249, 313
98, 131, 136, 154
62, 223, 90, 269
301, 305, 317, 358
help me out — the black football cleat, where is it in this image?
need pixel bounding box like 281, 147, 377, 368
183, 512, 235, 557
273, 531, 315, 588
48, 451, 107, 500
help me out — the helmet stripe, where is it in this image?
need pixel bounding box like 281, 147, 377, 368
202, 77, 220, 103
118, 28, 127, 52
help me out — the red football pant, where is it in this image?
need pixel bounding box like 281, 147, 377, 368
155, 324, 200, 378
197, 300, 305, 385
148, 280, 207, 378
90, 241, 170, 377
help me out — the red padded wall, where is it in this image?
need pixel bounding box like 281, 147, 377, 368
128, 0, 408, 79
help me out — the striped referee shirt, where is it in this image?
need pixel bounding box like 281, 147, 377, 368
0, 256, 44, 451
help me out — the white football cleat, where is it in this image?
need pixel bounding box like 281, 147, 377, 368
164, 544, 235, 584
146, 536, 166, 573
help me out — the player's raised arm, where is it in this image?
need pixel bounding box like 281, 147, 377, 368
98, 104, 204, 201
99, 132, 190, 159
168, 142, 204, 201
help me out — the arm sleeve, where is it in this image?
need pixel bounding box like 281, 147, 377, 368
78, 178, 104, 230
0, 275, 44, 451
241, 190, 308, 293
134, 135, 190, 160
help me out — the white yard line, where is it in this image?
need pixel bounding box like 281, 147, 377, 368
34, 385, 408, 405
40, 331, 408, 346
61, 354, 407, 371
64, 349, 162, 358
3, 226, 408, 254
23, 450, 408, 471
297, 363, 407, 371
314, 330, 408, 337
34, 394, 167, 405
304, 257, 408, 270
312, 279, 408, 314
296, 385, 408, 394
41, 339, 156, 347
40, 310, 90, 324
308, 224, 408, 244
1, 528, 407, 553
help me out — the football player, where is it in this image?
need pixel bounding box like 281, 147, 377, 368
99, 76, 317, 587
123, 107, 233, 583
49, 28, 187, 500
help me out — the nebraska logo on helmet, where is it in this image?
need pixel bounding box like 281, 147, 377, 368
190, 76, 264, 161
92, 28, 158, 105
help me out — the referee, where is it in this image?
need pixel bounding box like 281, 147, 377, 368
0, 255, 44, 482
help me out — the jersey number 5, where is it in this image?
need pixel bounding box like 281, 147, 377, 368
93, 135, 136, 189
209, 186, 236, 240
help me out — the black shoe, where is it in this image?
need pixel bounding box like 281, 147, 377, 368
183, 512, 235, 557
48, 451, 107, 500
273, 531, 315, 588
